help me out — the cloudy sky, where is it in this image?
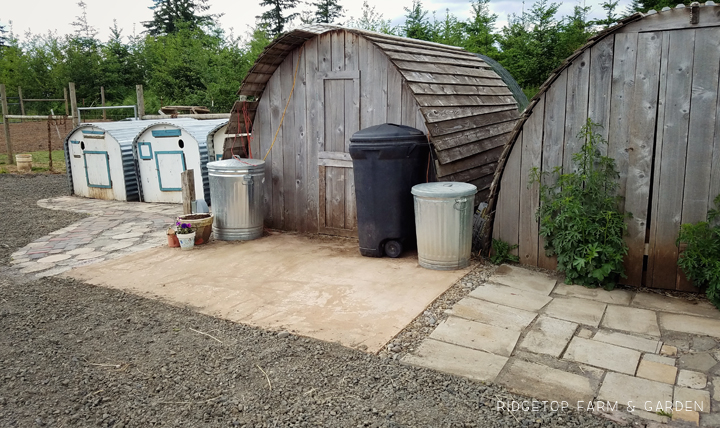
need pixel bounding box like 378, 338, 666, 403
2, 0, 632, 44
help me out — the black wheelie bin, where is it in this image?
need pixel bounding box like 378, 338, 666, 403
349, 123, 430, 258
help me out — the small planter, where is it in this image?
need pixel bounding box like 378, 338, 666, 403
176, 213, 214, 245
177, 232, 196, 250
16, 154, 32, 173
167, 228, 180, 247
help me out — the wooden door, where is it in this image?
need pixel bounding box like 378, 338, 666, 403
318, 71, 360, 236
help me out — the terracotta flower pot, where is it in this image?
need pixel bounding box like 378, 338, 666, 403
167, 228, 180, 247
176, 213, 214, 245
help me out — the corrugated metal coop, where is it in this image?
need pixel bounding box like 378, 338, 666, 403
228, 24, 521, 237
64, 120, 166, 201
132, 119, 228, 204
207, 121, 229, 161
489, 4, 720, 291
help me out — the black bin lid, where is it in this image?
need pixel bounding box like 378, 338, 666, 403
350, 123, 428, 144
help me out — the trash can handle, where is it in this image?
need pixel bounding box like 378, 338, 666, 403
454, 197, 467, 211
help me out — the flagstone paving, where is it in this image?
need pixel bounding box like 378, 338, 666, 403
402, 264, 720, 426
7, 196, 180, 278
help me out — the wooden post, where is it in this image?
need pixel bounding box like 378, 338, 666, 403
101, 86, 106, 120
181, 169, 195, 215
136, 85, 145, 119
47, 118, 53, 171
68, 83, 79, 127
18, 86, 25, 117
0, 84, 14, 165
63, 87, 69, 116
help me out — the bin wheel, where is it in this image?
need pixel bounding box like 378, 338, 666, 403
384, 240, 403, 258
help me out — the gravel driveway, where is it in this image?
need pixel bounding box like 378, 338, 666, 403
0, 173, 621, 427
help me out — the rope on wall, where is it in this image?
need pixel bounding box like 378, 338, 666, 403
263, 46, 304, 162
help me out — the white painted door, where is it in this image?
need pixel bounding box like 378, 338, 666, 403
155, 151, 186, 191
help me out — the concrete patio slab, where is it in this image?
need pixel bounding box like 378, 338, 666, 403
643, 353, 676, 366
677, 370, 707, 389
674, 387, 711, 413
402, 339, 508, 383
429, 316, 520, 357
563, 337, 641, 375
592, 330, 661, 353
445, 297, 537, 331
553, 283, 633, 305
543, 297, 607, 327
598, 372, 673, 412
601, 305, 661, 337
487, 264, 557, 296
632, 292, 720, 319
659, 313, 720, 339
497, 359, 596, 407
469, 283, 552, 312
678, 353, 718, 372
518, 316, 577, 358
66, 233, 470, 353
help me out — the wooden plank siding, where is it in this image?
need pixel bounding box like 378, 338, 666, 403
232, 25, 520, 237
490, 5, 720, 291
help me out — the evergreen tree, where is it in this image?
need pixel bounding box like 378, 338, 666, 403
71, 1, 98, 40
431, 10, 465, 47
143, 0, 216, 35
0, 22, 8, 48
626, 0, 691, 13
462, 0, 498, 56
312, 0, 344, 24
594, 0, 620, 28
258, 0, 300, 37
403, 0, 433, 41
347, 1, 396, 34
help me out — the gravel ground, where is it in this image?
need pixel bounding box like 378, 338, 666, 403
0, 174, 624, 428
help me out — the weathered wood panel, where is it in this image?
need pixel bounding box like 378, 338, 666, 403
425, 110, 518, 137
518, 94, 545, 266
493, 130, 522, 258
255, 87, 273, 227
435, 132, 511, 164
408, 83, 513, 96
649, 29, 695, 290
623, 32, 662, 287
294, 48, 308, 233
422, 105, 517, 123
281, 47, 298, 232
588, 36, 614, 156
344, 33, 360, 231
563, 49, 590, 172
538, 71, 567, 270
305, 38, 321, 233
268, 50, 286, 229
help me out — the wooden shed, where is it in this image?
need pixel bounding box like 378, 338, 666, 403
227, 24, 520, 237
489, 4, 720, 291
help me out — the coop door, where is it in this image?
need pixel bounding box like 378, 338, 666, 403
83, 151, 111, 188
155, 151, 186, 191
318, 73, 360, 237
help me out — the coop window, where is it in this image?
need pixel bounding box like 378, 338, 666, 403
138, 142, 153, 160
151, 129, 182, 138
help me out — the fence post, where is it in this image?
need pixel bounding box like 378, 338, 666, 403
64, 87, 69, 116
101, 86, 106, 120
18, 86, 25, 117
69, 83, 79, 127
136, 85, 145, 119
181, 169, 195, 215
0, 84, 14, 165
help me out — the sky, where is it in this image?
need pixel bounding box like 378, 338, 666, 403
2, 0, 633, 44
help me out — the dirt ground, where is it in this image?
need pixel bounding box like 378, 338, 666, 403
0, 174, 623, 428
0, 120, 72, 154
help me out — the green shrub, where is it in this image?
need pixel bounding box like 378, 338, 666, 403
531, 118, 628, 289
677, 195, 720, 310
490, 239, 520, 265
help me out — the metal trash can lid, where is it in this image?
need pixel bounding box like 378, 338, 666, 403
207, 158, 265, 172
411, 182, 477, 198
350, 123, 427, 144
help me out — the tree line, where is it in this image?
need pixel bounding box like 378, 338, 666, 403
0, 0, 690, 117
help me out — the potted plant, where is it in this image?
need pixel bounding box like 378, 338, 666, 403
176, 221, 196, 250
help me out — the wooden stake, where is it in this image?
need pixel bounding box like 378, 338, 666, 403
0, 84, 14, 165
18, 86, 25, 118
69, 83, 79, 127
181, 169, 195, 215
136, 85, 145, 119
47, 118, 53, 171
101, 86, 106, 120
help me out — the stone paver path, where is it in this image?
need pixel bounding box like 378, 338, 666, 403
8, 197, 180, 278
403, 264, 720, 427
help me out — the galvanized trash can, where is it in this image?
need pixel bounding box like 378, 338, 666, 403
412, 182, 477, 270
208, 158, 265, 241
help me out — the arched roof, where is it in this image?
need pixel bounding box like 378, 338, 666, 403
230, 24, 519, 191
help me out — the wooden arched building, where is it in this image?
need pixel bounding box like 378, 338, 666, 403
489, 4, 720, 291
228, 25, 520, 237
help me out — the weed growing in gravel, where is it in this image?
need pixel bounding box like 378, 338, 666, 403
531, 118, 629, 290
490, 239, 519, 265
677, 194, 720, 310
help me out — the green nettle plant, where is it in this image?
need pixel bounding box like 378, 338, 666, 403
677, 195, 720, 310
490, 238, 520, 265
531, 118, 628, 289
